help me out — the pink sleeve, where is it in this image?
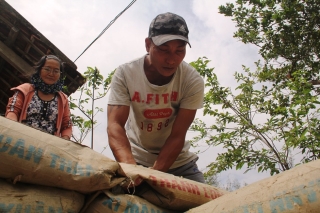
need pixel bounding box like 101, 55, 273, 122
60, 101, 73, 138
5, 91, 24, 119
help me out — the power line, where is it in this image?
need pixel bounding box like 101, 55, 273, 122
74, 0, 137, 62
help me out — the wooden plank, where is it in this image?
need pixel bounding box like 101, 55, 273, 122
0, 40, 33, 76
0, 87, 9, 99
5, 26, 19, 47
0, 12, 14, 29
3, 66, 24, 85
0, 89, 10, 113
0, 76, 11, 89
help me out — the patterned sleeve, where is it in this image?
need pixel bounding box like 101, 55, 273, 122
5, 91, 24, 118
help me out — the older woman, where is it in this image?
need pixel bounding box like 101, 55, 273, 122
5, 55, 72, 140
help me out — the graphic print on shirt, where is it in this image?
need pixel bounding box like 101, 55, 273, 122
131, 90, 178, 132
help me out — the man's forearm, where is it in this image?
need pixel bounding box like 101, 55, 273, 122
152, 136, 185, 172
107, 125, 136, 164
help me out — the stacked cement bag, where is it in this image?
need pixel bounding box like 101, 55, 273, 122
0, 178, 84, 212
117, 163, 229, 211
0, 116, 227, 212
81, 190, 178, 213
186, 159, 320, 213
78, 163, 228, 212
0, 116, 125, 194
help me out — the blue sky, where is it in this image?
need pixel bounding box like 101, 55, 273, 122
6, 0, 269, 186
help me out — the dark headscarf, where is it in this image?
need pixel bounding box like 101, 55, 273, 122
31, 73, 63, 94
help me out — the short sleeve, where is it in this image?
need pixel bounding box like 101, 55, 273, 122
108, 66, 132, 106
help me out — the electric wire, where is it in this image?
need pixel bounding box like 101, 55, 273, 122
74, 0, 137, 62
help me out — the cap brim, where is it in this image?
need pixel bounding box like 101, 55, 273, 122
152, 35, 191, 47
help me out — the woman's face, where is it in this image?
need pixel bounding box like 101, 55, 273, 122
40, 59, 61, 85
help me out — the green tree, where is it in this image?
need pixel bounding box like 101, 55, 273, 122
69, 67, 114, 148
190, 56, 319, 177
204, 173, 220, 187
219, 0, 320, 85
189, 0, 320, 177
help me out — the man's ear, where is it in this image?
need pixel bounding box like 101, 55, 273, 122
145, 38, 152, 52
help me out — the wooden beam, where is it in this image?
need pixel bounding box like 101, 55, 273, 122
5, 26, 19, 47
3, 66, 24, 84
0, 76, 11, 89
0, 13, 14, 29
0, 40, 33, 76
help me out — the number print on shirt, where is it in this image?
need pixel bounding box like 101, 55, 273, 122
135, 91, 176, 132
140, 119, 170, 132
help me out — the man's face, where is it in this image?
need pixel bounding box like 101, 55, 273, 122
146, 38, 186, 77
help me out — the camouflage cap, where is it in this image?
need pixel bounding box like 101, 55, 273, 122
148, 12, 191, 47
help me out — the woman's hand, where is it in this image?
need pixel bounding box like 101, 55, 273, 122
5, 112, 18, 121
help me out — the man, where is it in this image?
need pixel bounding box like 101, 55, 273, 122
107, 12, 205, 183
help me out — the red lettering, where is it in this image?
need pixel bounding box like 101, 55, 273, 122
146, 94, 153, 104
190, 183, 201, 195
180, 181, 192, 193
136, 92, 179, 104
210, 189, 220, 199
162, 93, 169, 103
171, 91, 178, 101
171, 180, 182, 190
147, 123, 153, 132
203, 187, 211, 198
149, 175, 158, 186
160, 178, 171, 188
132, 92, 141, 102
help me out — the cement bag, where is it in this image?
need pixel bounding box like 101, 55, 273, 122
0, 116, 125, 194
187, 159, 320, 213
0, 178, 84, 213
81, 190, 178, 213
117, 163, 228, 211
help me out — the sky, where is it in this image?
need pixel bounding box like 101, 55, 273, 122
5, 0, 270, 186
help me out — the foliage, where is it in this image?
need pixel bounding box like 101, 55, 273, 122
204, 173, 220, 187
190, 55, 320, 177
69, 67, 115, 148
189, 0, 320, 177
219, 0, 320, 85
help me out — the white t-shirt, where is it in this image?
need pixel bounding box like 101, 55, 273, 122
108, 55, 204, 169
